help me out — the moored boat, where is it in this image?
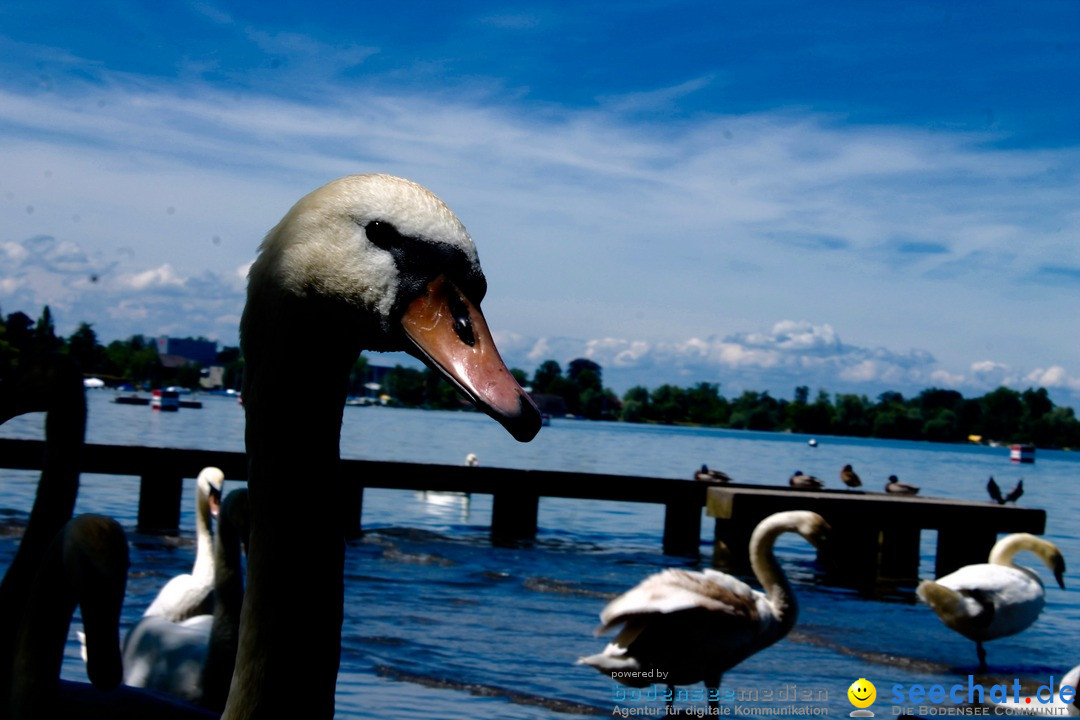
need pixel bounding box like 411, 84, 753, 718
114, 394, 150, 406
151, 389, 180, 411
1009, 443, 1035, 463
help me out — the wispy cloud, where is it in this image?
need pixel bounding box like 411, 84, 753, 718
1, 59, 1077, 405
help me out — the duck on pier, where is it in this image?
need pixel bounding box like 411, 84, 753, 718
885, 475, 919, 495
789, 470, 824, 489
694, 465, 732, 483
987, 476, 1023, 505
839, 464, 862, 489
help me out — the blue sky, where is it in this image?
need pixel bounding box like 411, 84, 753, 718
1, 1, 1078, 407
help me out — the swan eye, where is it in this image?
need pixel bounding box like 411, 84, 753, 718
448, 292, 476, 347
364, 220, 404, 249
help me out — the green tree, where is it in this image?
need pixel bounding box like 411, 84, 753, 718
979, 387, 1024, 442
685, 382, 729, 425
729, 391, 782, 431
650, 385, 689, 424
33, 306, 63, 354
620, 386, 650, 423
67, 323, 105, 374
531, 360, 563, 394
383, 365, 426, 406
832, 394, 872, 437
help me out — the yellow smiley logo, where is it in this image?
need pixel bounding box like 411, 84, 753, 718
847, 678, 876, 709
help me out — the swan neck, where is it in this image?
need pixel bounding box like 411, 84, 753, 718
0, 386, 86, 700
225, 296, 356, 720
9, 532, 77, 715
200, 495, 247, 713
748, 516, 798, 629
988, 533, 1040, 567
191, 486, 216, 581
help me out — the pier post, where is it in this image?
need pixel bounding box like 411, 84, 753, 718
879, 527, 922, 580
341, 480, 364, 539
820, 524, 881, 583
491, 490, 539, 546
136, 470, 184, 533
662, 501, 703, 557
711, 512, 767, 570
935, 527, 999, 577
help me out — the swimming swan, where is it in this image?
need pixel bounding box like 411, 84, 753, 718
142, 467, 225, 622
122, 487, 249, 712
917, 533, 1066, 670
0, 356, 216, 718
578, 510, 830, 711
226, 174, 542, 720
9, 513, 217, 720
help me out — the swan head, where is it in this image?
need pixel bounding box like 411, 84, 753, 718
1035, 538, 1067, 589
989, 533, 1067, 588
752, 510, 831, 551
197, 466, 225, 519
243, 174, 541, 442
790, 510, 831, 550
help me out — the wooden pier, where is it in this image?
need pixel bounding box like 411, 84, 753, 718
707, 485, 1046, 582
0, 439, 708, 556
0, 439, 1049, 580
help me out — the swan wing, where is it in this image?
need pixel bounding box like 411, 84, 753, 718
921, 564, 1046, 640
143, 574, 215, 622
586, 595, 766, 687
598, 569, 758, 632
122, 615, 212, 703
936, 563, 1045, 602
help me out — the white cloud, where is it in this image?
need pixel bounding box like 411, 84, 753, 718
0, 71, 1076, 408
119, 264, 186, 291
1026, 366, 1080, 392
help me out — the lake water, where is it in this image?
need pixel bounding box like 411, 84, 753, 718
1, 391, 1079, 718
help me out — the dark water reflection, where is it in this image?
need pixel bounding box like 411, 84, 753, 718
0, 392, 1077, 717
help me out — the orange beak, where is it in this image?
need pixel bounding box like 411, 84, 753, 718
400, 275, 542, 442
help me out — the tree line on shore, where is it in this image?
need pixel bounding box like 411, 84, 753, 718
3, 305, 1078, 450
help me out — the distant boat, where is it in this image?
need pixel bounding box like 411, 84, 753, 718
151, 389, 180, 411
114, 394, 150, 406
1009, 444, 1035, 463
541, 414, 552, 427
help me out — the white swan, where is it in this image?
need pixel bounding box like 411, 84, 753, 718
142, 467, 225, 622
8, 512, 217, 720
578, 510, 830, 711
917, 533, 1066, 670
226, 174, 542, 720
0, 355, 216, 719
122, 487, 249, 712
